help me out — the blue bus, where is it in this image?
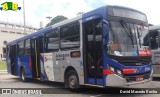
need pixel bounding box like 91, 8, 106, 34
6, 5, 152, 90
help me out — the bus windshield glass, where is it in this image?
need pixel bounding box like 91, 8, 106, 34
107, 21, 149, 56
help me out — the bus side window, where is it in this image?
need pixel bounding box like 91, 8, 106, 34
45, 29, 59, 52
18, 41, 25, 56
60, 22, 80, 50
150, 31, 159, 50
39, 36, 44, 53
25, 39, 31, 55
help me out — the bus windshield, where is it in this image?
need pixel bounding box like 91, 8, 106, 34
107, 21, 149, 56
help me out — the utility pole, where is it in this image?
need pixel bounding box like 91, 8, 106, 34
46, 16, 52, 26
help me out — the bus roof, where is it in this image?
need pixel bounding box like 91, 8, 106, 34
7, 26, 52, 46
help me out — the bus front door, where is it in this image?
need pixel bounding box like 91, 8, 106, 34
31, 38, 41, 79
83, 17, 103, 86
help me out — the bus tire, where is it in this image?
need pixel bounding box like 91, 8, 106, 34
65, 70, 80, 91
20, 68, 28, 82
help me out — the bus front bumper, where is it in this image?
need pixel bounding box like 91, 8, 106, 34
106, 70, 153, 86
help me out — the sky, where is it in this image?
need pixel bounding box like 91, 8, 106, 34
0, 0, 159, 28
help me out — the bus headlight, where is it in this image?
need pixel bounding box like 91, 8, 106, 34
110, 66, 115, 72
117, 70, 122, 75
108, 65, 123, 77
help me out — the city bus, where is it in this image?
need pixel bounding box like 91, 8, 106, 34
145, 25, 160, 77
6, 5, 152, 90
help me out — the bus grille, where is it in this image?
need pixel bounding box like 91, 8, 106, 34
118, 57, 151, 66
108, 55, 151, 66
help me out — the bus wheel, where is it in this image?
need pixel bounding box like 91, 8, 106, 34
65, 70, 80, 91
20, 68, 27, 82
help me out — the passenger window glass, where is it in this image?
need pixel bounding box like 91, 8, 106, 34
18, 41, 24, 56
25, 39, 31, 55
45, 29, 59, 52
150, 31, 159, 49
60, 22, 80, 49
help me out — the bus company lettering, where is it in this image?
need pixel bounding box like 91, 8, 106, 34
138, 50, 151, 56
56, 54, 70, 61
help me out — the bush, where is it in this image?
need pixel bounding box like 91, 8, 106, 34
0, 61, 7, 70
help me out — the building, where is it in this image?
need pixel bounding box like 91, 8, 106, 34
0, 21, 37, 60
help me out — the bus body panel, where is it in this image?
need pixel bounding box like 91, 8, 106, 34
151, 50, 160, 76
17, 56, 32, 78
57, 50, 83, 84
106, 72, 152, 86
148, 26, 160, 77
104, 55, 152, 86
153, 65, 160, 77
151, 50, 160, 65
42, 49, 84, 84
43, 53, 55, 81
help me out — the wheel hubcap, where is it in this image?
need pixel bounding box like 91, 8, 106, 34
69, 75, 77, 88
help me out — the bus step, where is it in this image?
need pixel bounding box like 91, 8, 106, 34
84, 84, 104, 88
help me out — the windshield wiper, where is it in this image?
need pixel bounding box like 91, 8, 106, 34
120, 20, 134, 46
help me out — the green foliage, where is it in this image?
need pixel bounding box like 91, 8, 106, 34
46, 15, 68, 27
0, 61, 7, 70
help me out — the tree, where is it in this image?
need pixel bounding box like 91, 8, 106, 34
46, 15, 68, 27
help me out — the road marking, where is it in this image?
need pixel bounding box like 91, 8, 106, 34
90, 94, 103, 97
0, 80, 16, 82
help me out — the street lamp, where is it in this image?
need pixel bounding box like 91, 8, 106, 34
77, 12, 84, 15
23, 0, 26, 34
46, 16, 52, 26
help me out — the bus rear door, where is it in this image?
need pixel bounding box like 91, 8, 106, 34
9, 44, 17, 75
30, 37, 42, 79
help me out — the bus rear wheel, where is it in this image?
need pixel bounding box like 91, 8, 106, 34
65, 70, 80, 91
20, 68, 28, 82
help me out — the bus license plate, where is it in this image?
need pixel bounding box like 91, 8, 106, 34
136, 76, 144, 81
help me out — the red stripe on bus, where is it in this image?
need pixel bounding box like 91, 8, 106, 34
103, 69, 113, 74
29, 57, 32, 70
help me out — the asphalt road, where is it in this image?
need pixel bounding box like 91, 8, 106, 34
0, 71, 160, 97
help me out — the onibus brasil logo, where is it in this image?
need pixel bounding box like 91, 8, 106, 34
0, 2, 21, 11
